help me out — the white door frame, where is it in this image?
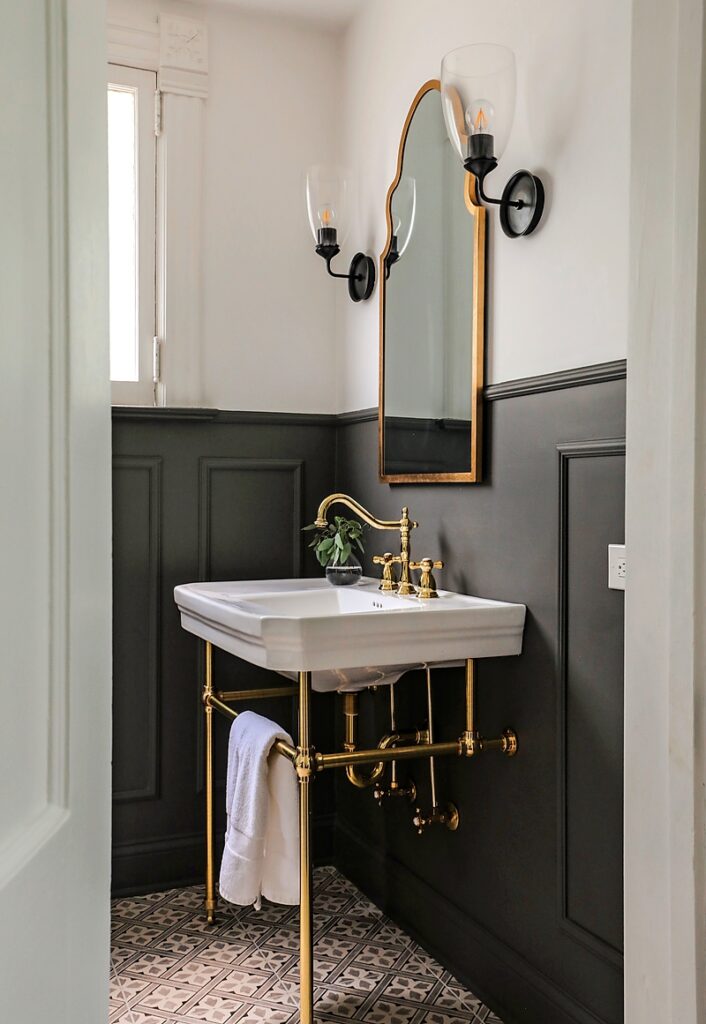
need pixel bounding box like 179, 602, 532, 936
626, 0, 706, 1019
0, 2, 112, 1021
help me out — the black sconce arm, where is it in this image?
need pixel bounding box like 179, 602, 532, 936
476, 176, 524, 210
323, 255, 356, 281
315, 247, 376, 302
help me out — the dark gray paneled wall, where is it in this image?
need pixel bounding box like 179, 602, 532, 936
111, 368, 625, 1024
111, 410, 337, 895
333, 374, 625, 1024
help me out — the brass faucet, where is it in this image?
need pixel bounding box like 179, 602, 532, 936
314, 493, 418, 595
409, 557, 444, 599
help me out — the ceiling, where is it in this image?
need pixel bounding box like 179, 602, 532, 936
209, 0, 362, 29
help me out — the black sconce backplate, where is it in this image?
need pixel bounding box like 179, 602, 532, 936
499, 170, 545, 238
348, 253, 376, 302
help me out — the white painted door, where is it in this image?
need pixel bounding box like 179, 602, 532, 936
0, 2, 112, 1022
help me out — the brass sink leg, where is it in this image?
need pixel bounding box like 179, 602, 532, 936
203, 641, 217, 925
297, 670, 315, 1024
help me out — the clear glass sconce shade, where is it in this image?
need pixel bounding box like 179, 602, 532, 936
390, 177, 416, 257
440, 44, 516, 162
306, 164, 351, 245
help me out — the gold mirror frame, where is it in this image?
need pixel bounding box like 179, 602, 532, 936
378, 79, 487, 484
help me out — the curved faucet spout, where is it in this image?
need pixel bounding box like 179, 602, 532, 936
314, 492, 416, 531
314, 493, 418, 595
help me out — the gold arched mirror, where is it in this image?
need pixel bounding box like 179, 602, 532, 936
379, 80, 486, 483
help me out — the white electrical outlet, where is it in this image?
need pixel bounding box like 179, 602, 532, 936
608, 544, 626, 590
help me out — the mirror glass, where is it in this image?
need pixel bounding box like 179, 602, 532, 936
380, 82, 485, 482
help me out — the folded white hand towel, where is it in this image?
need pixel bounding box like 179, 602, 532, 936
219, 710, 299, 908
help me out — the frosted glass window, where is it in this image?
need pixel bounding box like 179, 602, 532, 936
108, 86, 139, 382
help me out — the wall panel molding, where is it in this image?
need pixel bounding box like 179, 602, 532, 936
557, 438, 626, 967
112, 455, 162, 804
197, 457, 304, 580
194, 457, 305, 794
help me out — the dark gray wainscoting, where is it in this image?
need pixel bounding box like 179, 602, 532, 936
111, 410, 337, 895
112, 360, 626, 1024
333, 367, 626, 1024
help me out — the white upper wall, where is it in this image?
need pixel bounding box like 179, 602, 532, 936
336, 0, 631, 411
108, 0, 630, 413
200, 5, 342, 412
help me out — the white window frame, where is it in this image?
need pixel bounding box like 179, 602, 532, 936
108, 63, 157, 406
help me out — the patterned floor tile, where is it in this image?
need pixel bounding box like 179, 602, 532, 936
122, 952, 182, 978
212, 967, 269, 997
237, 1006, 292, 1023
111, 868, 500, 1023
315, 987, 367, 1018
184, 992, 242, 1021
382, 972, 435, 1003
333, 964, 385, 993
430, 980, 485, 1016
136, 982, 195, 1013
363, 999, 416, 1023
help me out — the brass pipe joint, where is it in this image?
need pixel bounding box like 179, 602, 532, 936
480, 729, 518, 757
341, 692, 428, 787
459, 730, 481, 757
295, 747, 316, 781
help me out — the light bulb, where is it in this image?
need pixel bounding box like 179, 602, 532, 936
318, 205, 337, 229
466, 99, 495, 135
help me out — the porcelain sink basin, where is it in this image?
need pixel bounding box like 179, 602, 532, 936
174, 578, 526, 692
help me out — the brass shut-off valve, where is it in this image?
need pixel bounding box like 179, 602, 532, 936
412, 802, 460, 834
374, 778, 417, 804
410, 557, 444, 599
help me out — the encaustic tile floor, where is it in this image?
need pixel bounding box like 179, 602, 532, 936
111, 866, 502, 1024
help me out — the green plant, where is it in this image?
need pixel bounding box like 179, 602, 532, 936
302, 515, 366, 568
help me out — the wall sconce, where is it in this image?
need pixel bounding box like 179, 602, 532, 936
440, 44, 544, 238
306, 165, 375, 301
385, 177, 416, 278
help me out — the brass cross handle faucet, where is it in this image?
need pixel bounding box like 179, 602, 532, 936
372, 552, 400, 592
314, 493, 418, 595
410, 557, 444, 599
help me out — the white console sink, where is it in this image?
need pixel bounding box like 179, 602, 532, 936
174, 578, 525, 692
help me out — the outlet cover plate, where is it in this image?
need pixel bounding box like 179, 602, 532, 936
608, 544, 626, 590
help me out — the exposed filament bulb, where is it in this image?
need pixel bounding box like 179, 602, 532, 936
318, 205, 337, 229
466, 98, 495, 135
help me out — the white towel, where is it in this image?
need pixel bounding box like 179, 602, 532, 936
219, 710, 299, 907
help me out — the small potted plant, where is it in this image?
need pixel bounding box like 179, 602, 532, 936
303, 515, 366, 586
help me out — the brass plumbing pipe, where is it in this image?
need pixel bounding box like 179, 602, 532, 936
317, 739, 459, 771
411, 666, 460, 834
342, 692, 423, 786
343, 693, 383, 788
